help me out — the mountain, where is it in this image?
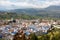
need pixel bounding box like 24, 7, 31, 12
8, 5, 60, 18
0, 5, 60, 18
9, 5, 60, 13
9, 8, 47, 15
45, 5, 60, 10
44, 6, 60, 18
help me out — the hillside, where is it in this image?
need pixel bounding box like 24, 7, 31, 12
0, 5, 60, 19
8, 5, 60, 18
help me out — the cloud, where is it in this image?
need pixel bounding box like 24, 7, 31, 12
0, 0, 60, 10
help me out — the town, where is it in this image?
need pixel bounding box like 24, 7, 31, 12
0, 18, 60, 40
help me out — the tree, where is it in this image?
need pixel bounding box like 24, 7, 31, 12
29, 33, 38, 40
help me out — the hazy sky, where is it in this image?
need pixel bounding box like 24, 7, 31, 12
0, 0, 60, 10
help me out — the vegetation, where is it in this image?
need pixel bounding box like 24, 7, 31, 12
0, 12, 60, 20
0, 12, 41, 20
0, 38, 4, 40
29, 33, 38, 40
38, 28, 60, 40
12, 28, 60, 40
0, 12, 18, 19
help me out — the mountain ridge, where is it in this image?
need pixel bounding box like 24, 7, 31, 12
0, 5, 60, 18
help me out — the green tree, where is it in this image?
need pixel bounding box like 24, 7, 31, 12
29, 33, 38, 40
